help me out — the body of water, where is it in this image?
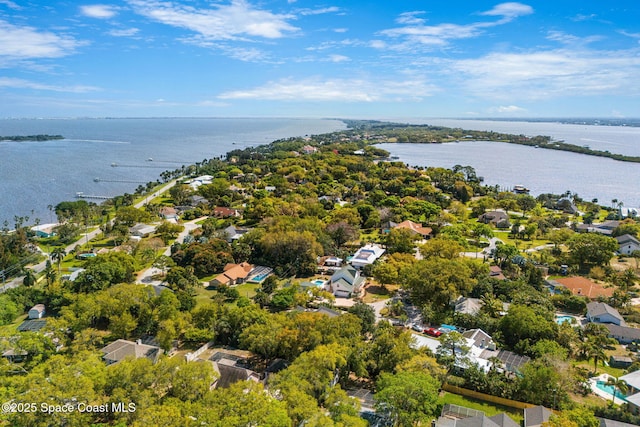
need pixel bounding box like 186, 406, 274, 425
378, 125, 640, 209
0, 118, 346, 226
402, 118, 640, 157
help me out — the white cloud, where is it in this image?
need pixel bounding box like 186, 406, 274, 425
218, 76, 435, 102
479, 2, 533, 21
128, 0, 299, 40
0, 0, 20, 9
491, 105, 526, 113
298, 7, 341, 16
80, 4, 118, 19
396, 11, 426, 26
0, 77, 99, 92
451, 48, 640, 100
108, 28, 140, 37
0, 20, 85, 60
546, 30, 602, 46
378, 2, 533, 48
333, 28, 348, 33
327, 54, 349, 62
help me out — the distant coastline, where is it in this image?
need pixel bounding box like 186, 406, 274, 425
0, 134, 64, 142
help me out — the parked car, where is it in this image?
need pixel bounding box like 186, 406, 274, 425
424, 327, 442, 337
411, 324, 423, 332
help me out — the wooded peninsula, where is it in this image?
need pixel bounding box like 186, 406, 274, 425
343, 120, 640, 163
0, 134, 64, 142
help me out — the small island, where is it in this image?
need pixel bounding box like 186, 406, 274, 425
0, 134, 64, 142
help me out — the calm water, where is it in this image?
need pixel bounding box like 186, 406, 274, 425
0, 118, 346, 226
1, 117, 638, 226
378, 138, 640, 208
403, 118, 640, 157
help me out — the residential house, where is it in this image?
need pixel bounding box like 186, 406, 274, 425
212, 206, 242, 218
350, 244, 385, 269
210, 352, 261, 389
478, 210, 510, 228
524, 406, 552, 427
454, 297, 483, 316
100, 339, 162, 365
616, 234, 640, 255
28, 304, 45, 319
609, 355, 634, 369
129, 223, 156, 237
435, 404, 519, 427
184, 175, 213, 191
599, 418, 639, 427
586, 302, 626, 326
556, 198, 578, 214
159, 206, 178, 221
31, 224, 56, 238
549, 277, 614, 299
222, 225, 252, 242
394, 220, 433, 239
210, 262, 253, 287
380, 221, 398, 234
327, 266, 365, 298
619, 371, 640, 414
602, 323, 640, 344
323, 256, 343, 268
619, 207, 640, 219
188, 195, 209, 207
301, 145, 318, 154
587, 220, 620, 236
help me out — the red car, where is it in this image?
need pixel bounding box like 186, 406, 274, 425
424, 327, 442, 337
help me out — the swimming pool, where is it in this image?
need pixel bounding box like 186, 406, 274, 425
313, 280, 326, 286
251, 273, 269, 282
555, 315, 575, 325
596, 381, 628, 401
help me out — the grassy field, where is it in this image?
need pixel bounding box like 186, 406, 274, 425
438, 392, 524, 423
0, 313, 28, 337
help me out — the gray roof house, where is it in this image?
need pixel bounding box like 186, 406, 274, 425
28, 304, 45, 319
586, 302, 626, 326
599, 418, 639, 427
100, 339, 162, 365
455, 297, 483, 316
328, 266, 365, 298
478, 211, 510, 228
615, 234, 640, 255
435, 405, 519, 427
523, 406, 552, 427
603, 323, 640, 344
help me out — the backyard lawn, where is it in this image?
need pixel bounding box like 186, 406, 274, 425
438, 392, 524, 423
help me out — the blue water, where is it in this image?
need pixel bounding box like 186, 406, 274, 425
313, 280, 327, 286
596, 381, 628, 401
0, 118, 346, 225
555, 315, 575, 325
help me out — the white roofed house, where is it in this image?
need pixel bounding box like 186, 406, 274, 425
327, 266, 365, 298
349, 244, 385, 269
620, 370, 640, 415
28, 304, 45, 319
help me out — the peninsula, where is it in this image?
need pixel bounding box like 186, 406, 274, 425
343, 120, 640, 163
0, 134, 64, 142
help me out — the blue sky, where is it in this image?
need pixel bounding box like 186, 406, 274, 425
1, 1, 639, 118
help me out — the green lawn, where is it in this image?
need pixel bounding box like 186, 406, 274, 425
0, 313, 28, 337
438, 392, 524, 423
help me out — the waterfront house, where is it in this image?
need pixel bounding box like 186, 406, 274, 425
394, 220, 433, 239
586, 302, 625, 326
619, 207, 640, 219
28, 304, 45, 319
100, 339, 162, 365
615, 234, 640, 255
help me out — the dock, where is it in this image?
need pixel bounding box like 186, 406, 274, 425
75, 192, 111, 200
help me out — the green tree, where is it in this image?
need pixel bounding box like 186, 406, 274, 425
374, 370, 441, 427
606, 377, 629, 404
566, 233, 618, 269
50, 246, 67, 276
384, 228, 418, 254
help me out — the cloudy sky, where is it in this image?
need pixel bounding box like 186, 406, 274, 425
1, 1, 639, 118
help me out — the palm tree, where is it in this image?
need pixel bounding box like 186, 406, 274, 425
606, 376, 628, 404
588, 343, 606, 374
22, 269, 37, 287
50, 247, 67, 276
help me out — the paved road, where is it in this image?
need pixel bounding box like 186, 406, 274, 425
0, 180, 177, 293
136, 216, 204, 285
